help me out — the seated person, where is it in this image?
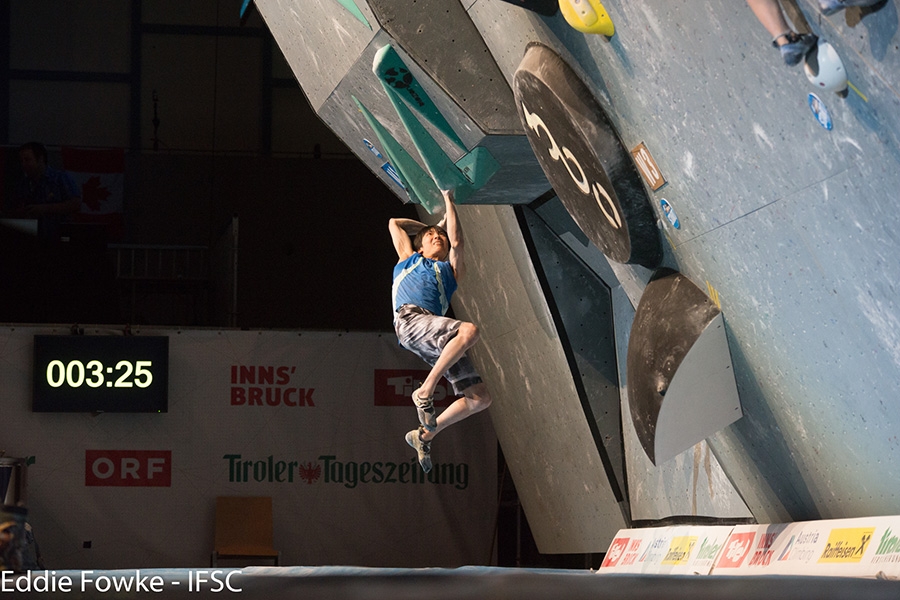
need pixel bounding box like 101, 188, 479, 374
7, 142, 81, 243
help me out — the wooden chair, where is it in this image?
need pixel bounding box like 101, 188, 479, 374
210, 496, 280, 567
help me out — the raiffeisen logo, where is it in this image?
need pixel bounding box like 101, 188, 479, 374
374, 370, 452, 407
223, 454, 469, 490
662, 536, 696, 566
818, 527, 875, 563
230, 364, 315, 407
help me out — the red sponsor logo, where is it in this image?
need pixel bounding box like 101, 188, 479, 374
716, 532, 756, 569
230, 364, 314, 407
601, 538, 630, 567
85, 450, 172, 487
373, 370, 453, 407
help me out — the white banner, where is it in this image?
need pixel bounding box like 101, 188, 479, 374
0, 327, 496, 569
712, 517, 900, 578
599, 526, 732, 575
600, 516, 900, 578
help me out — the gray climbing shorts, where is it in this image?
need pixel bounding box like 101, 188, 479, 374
394, 304, 483, 396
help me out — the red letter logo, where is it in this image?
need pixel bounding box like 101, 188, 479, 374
85, 450, 172, 487
716, 532, 756, 569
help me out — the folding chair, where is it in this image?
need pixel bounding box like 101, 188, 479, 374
210, 496, 280, 567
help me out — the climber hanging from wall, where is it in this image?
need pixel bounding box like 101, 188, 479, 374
388, 189, 492, 474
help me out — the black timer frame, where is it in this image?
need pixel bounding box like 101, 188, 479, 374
32, 335, 169, 413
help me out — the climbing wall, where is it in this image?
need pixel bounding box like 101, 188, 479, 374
256, 0, 900, 552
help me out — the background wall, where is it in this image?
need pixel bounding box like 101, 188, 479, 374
0, 326, 496, 569
1, 0, 417, 330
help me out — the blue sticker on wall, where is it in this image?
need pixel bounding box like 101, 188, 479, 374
363, 138, 405, 189
808, 93, 833, 131
363, 139, 383, 159
382, 163, 405, 189
660, 199, 680, 230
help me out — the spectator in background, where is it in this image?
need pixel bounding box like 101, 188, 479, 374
9, 142, 81, 243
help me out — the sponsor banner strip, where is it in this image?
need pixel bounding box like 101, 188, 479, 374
599, 526, 732, 575
600, 516, 900, 578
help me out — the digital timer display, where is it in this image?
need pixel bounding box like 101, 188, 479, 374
33, 335, 169, 413
45, 359, 155, 389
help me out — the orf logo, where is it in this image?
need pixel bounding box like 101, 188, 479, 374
85, 450, 172, 487
374, 370, 452, 407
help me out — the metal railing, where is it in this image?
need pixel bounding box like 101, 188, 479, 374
109, 244, 209, 282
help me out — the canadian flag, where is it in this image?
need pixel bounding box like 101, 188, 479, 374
61, 146, 125, 240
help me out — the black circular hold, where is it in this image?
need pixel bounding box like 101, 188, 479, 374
513, 43, 662, 268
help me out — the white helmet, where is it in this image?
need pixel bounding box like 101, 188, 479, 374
804, 41, 847, 93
